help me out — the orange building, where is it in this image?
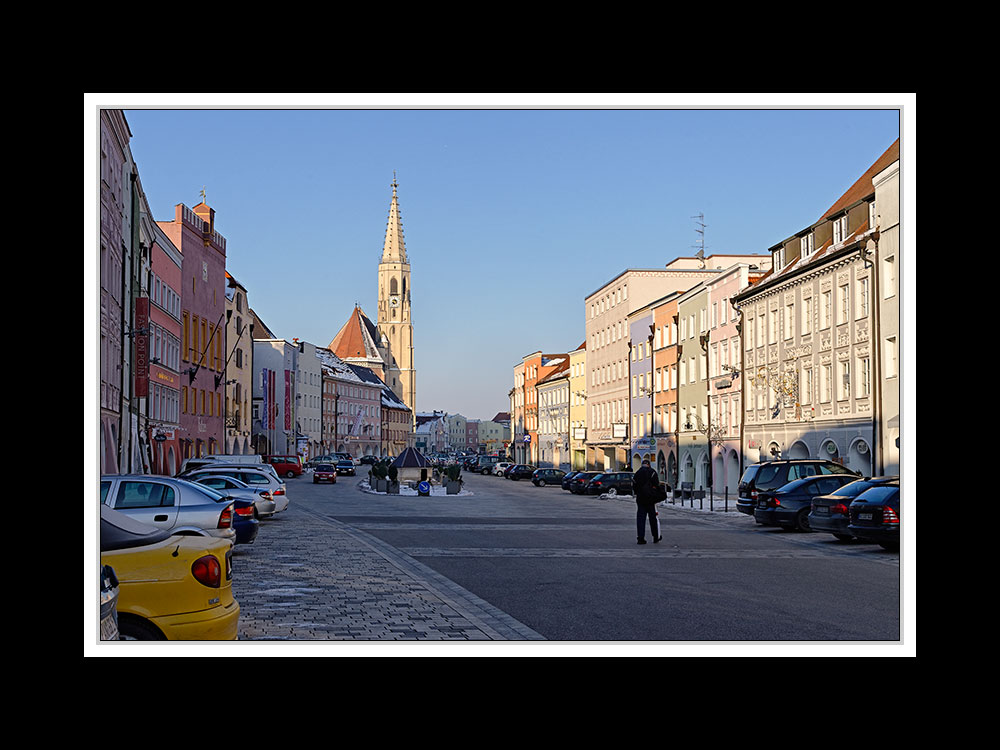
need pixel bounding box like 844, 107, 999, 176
517, 351, 568, 466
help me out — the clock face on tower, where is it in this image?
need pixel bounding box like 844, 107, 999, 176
389, 295, 400, 308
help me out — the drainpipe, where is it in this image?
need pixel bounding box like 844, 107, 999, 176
862, 228, 882, 475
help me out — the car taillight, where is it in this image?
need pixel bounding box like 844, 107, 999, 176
235, 504, 254, 518
260, 491, 271, 500
218, 504, 233, 528
831, 503, 849, 515
750, 490, 758, 499
273, 487, 285, 495
191, 555, 221, 588
883, 505, 900, 524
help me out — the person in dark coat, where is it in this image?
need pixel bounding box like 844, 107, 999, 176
632, 459, 662, 544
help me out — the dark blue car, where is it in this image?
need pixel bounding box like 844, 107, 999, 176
754, 474, 859, 531
232, 498, 259, 545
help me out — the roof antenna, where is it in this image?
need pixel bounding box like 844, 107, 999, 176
692, 212, 707, 268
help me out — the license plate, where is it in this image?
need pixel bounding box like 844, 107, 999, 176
101, 614, 119, 641
859, 513, 873, 521
814, 507, 829, 515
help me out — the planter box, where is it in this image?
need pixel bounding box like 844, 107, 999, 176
446, 481, 462, 495
374, 478, 387, 492
386, 481, 399, 495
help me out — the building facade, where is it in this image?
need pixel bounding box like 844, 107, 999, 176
537, 362, 570, 471
651, 293, 681, 485
223, 273, 254, 457
296, 340, 324, 460
252, 339, 299, 455
569, 343, 587, 470
158, 201, 228, 461
676, 281, 711, 493
146, 220, 184, 475
733, 140, 900, 477
628, 304, 656, 470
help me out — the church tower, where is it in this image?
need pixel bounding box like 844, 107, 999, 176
376, 173, 416, 426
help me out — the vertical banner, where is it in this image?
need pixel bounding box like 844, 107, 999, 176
284, 369, 292, 431
135, 297, 149, 398
261, 369, 269, 430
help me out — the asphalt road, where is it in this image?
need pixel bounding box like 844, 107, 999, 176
231, 469, 903, 647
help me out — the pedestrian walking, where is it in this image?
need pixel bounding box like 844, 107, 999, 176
633, 459, 662, 544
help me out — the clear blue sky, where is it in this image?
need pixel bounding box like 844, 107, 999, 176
116, 97, 903, 420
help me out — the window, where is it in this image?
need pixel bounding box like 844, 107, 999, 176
820, 364, 832, 403
784, 304, 794, 340
833, 214, 848, 244
838, 284, 850, 325
802, 297, 813, 335
838, 360, 850, 401
885, 336, 898, 379
820, 290, 832, 329
883, 255, 896, 298
857, 356, 871, 398
857, 277, 869, 319
115, 481, 175, 509
801, 232, 815, 258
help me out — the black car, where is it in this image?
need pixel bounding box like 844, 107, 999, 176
848, 482, 901, 550
561, 471, 581, 491
359, 455, 379, 465
335, 459, 356, 476
583, 472, 634, 496
506, 464, 536, 481
753, 474, 859, 531
737, 460, 860, 517
568, 471, 602, 494
531, 468, 566, 487
808, 476, 900, 541
232, 498, 260, 545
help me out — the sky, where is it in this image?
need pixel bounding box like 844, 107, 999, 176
99, 94, 907, 421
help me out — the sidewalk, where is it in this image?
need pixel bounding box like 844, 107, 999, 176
231, 503, 545, 642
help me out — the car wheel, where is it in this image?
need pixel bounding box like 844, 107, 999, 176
796, 509, 812, 532
537, 480, 546, 487
287, 471, 295, 479
118, 616, 166, 641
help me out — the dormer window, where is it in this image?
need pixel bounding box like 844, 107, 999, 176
832, 214, 848, 244
800, 232, 815, 258
774, 246, 785, 270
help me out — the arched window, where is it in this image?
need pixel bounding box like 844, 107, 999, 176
390, 278, 398, 295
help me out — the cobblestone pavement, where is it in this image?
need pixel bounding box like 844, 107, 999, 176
232, 502, 544, 642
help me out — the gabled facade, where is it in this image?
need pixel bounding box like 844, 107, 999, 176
537, 360, 570, 470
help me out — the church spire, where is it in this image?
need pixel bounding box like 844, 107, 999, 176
381, 172, 407, 263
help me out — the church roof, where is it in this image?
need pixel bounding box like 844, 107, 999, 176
381, 174, 407, 264
329, 305, 384, 363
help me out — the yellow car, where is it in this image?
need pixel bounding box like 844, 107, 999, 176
100, 505, 240, 641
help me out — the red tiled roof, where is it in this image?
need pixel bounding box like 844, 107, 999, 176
819, 139, 899, 222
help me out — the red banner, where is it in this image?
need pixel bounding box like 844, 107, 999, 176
135, 297, 149, 398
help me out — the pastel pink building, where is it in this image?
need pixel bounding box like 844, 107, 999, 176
158, 202, 228, 461
146, 224, 184, 474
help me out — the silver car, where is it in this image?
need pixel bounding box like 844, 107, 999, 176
100, 475, 236, 541
189, 474, 277, 518
183, 467, 289, 512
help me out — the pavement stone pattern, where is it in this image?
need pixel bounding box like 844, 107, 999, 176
232, 504, 545, 641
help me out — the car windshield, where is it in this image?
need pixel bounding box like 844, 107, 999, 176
754, 464, 783, 485
317, 465, 334, 471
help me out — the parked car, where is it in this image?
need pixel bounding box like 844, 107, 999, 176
359, 455, 379, 465
531, 468, 566, 487
335, 459, 357, 476
561, 471, 581, 491
848, 482, 901, 550
493, 462, 513, 476
476, 458, 499, 475
753, 474, 860, 531
188, 474, 276, 519
567, 471, 602, 494
313, 464, 338, 484
179, 454, 264, 475
180, 461, 283, 484
100, 564, 120, 641
737, 460, 860, 517
304, 454, 339, 469
231, 498, 260, 545
264, 454, 303, 478
183, 467, 289, 512
505, 464, 536, 481
100, 505, 239, 640
101, 475, 236, 541
808, 476, 900, 541
583, 471, 634, 496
